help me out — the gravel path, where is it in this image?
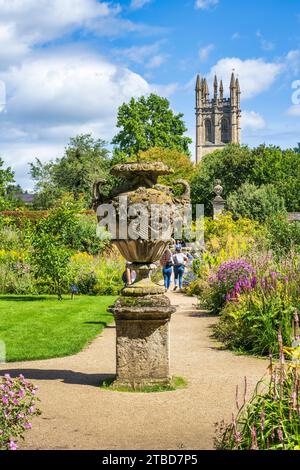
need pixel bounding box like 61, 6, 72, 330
0, 293, 268, 450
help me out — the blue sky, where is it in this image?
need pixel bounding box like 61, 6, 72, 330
0, 0, 300, 189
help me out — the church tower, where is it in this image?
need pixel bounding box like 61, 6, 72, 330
195, 73, 241, 164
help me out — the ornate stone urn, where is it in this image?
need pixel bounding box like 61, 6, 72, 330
93, 161, 190, 389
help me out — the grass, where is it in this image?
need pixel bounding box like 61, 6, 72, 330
100, 376, 187, 393
0, 295, 116, 362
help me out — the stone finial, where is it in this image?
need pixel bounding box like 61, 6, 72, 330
214, 179, 223, 197
214, 75, 218, 99
219, 80, 224, 100
213, 180, 225, 220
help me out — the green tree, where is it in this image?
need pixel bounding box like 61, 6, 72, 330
139, 147, 196, 190
31, 196, 81, 299
191, 144, 300, 215
227, 183, 286, 223
30, 134, 112, 209
112, 94, 192, 158
191, 144, 255, 215
0, 158, 19, 210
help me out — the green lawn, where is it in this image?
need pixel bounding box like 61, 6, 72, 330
0, 295, 116, 362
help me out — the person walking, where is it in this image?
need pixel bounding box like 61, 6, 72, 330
173, 245, 188, 291
160, 247, 173, 291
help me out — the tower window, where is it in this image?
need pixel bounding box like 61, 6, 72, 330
221, 118, 230, 143
205, 119, 212, 143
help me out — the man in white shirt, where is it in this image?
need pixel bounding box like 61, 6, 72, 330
173, 246, 188, 291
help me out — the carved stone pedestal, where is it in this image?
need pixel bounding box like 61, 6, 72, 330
110, 268, 176, 389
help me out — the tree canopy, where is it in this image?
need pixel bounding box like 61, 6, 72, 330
139, 147, 195, 192
191, 143, 300, 215
29, 134, 112, 209
112, 93, 192, 158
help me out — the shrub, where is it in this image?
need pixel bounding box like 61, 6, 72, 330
69, 252, 123, 296
208, 259, 256, 314
204, 214, 267, 266
266, 216, 300, 257
0, 374, 41, 450
214, 272, 299, 355
227, 183, 286, 223
215, 329, 300, 450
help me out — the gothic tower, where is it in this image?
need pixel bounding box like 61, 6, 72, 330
195, 73, 241, 164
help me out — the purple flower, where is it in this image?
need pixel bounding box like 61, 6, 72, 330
24, 422, 32, 430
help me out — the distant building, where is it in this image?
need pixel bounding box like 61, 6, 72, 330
195, 73, 241, 164
13, 193, 36, 205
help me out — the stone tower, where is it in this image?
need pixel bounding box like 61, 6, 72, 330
195, 73, 241, 164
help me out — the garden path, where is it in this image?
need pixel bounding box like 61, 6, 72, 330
0, 293, 268, 450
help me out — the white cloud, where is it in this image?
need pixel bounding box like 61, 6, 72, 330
207, 57, 283, 99
286, 49, 300, 76
231, 32, 241, 40
146, 54, 167, 69
130, 0, 152, 9
242, 111, 266, 130
1, 51, 150, 130
195, 0, 219, 10
286, 105, 300, 117
0, 50, 155, 188
256, 31, 275, 52
115, 42, 162, 64
199, 44, 215, 63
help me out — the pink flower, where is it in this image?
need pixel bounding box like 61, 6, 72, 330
9, 440, 17, 451
2, 396, 8, 405
24, 422, 32, 430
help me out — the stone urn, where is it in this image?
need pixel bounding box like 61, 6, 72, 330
93, 161, 190, 389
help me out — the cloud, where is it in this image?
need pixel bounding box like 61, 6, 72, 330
114, 41, 162, 64
256, 31, 275, 52
0, 50, 155, 187
1, 50, 150, 129
195, 0, 219, 10
286, 105, 300, 117
146, 54, 167, 69
286, 49, 300, 76
207, 57, 283, 99
231, 32, 241, 40
130, 0, 152, 9
199, 44, 215, 63
242, 111, 266, 130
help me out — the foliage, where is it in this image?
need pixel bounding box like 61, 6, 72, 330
187, 214, 266, 298
191, 144, 255, 215
227, 183, 286, 223
69, 251, 123, 296
112, 94, 192, 158
215, 331, 300, 450
139, 147, 195, 190
266, 216, 300, 257
0, 295, 115, 361
208, 259, 256, 314
0, 374, 41, 450
191, 144, 300, 215
29, 134, 112, 209
204, 214, 266, 265
214, 262, 300, 356
30, 197, 78, 299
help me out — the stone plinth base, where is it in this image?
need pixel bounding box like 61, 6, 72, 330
110, 294, 176, 389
